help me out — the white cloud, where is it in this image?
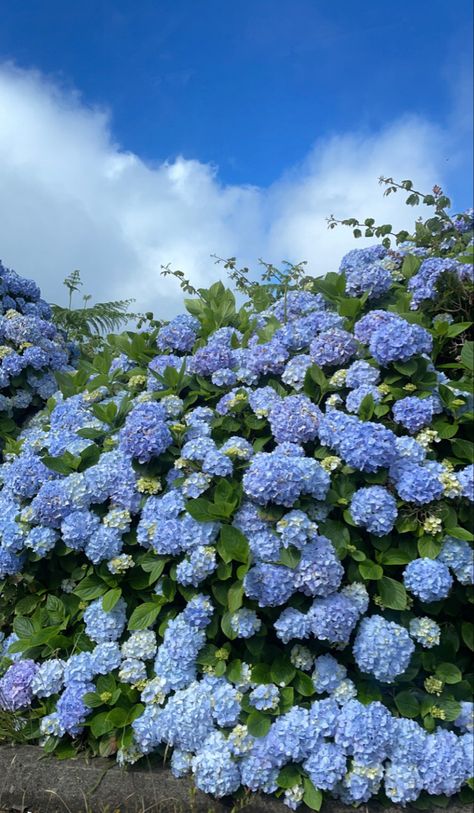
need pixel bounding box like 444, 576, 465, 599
0, 63, 459, 317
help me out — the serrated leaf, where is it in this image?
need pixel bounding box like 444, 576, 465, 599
395, 690, 420, 718
102, 588, 122, 612
377, 576, 407, 610
127, 603, 161, 630
435, 662, 462, 684
247, 711, 272, 738
303, 778, 323, 811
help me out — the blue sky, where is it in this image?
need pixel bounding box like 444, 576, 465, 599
1, 0, 472, 191
0, 1, 472, 313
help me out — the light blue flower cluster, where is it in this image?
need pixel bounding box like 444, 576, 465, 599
268, 394, 321, 444
119, 401, 172, 463
355, 310, 432, 365
408, 257, 471, 308
156, 314, 200, 353
439, 536, 474, 585
353, 616, 415, 682
0, 234, 472, 811
243, 446, 330, 506
392, 395, 435, 433
310, 328, 357, 367
318, 411, 396, 472
340, 246, 393, 299
350, 486, 398, 536
0, 260, 72, 422
403, 558, 453, 602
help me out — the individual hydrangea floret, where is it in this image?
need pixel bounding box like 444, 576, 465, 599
350, 486, 397, 536
403, 558, 453, 603
353, 616, 414, 682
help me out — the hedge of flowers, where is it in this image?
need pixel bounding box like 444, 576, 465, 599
0, 259, 73, 443
0, 196, 473, 811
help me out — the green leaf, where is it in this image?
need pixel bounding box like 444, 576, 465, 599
293, 670, 315, 697
377, 576, 408, 610
220, 611, 237, 640
395, 690, 420, 718
277, 764, 301, 789
217, 526, 249, 564
461, 622, 474, 652
303, 778, 323, 811
435, 663, 462, 684
185, 498, 219, 522
247, 711, 272, 738
460, 341, 474, 371
74, 575, 108, 601
127, 602, 161, 631
227, 582, 244, 613
251, 663, 272, 683
277, 545, 301, 569
358, 393, 375, 420
83, 692, 105, 709
13, 616, 35, 639
89, 712, 116, 738
417, 537, 442, 559
437, 698, 462, 722
380, 549, 412, 565
102, 588, 122, 612
444, 526, 473, 542
270, 659, 296, 687
359, 560, 383, 581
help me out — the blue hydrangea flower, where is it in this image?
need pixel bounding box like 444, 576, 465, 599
310, 328, 357, 367
83, 597, 127, 643
438, 536, 474, 585
303, 741, 347, 790
409, 617, 441, 648
403, 558, 453, 602
392, 396, 435, 433
350, 486, 398, 536
156, 314, 199, 352
249, 683, 280, 711
0, 659, 38, 710
268, 395, 321, 444
31, 659, 65, 698
191, 732, 241, 797
308, 592, 361, 644
119, 401, 172, 463
312, 654, 347, 694
345, 384, 381, 414
353, 615, 415, 682
229, 608, 261, 638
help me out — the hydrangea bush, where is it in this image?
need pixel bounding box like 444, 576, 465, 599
0, 259, 73, 444
0, 183, 473, 811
